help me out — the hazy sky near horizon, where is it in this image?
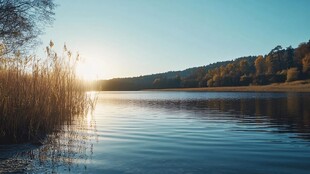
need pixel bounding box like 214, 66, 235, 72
41, 0, 310, 79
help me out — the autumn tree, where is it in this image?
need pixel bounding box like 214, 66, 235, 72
0, 0, 56, 54
212, 74, 221, 87
254, 55, 265, 75
239, 60, 250, 75
265, 55, 276, 74
286, 68, 299, 82
219, 65, 226, 77
302, 53, 310, 73
294, 41, 310, 70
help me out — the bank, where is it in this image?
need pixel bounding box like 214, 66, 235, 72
155, 80, 310, 93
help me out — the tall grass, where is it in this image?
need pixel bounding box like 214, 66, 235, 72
0, 42, 94, 143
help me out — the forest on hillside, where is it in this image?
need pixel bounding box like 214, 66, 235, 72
98, 40, 310, 91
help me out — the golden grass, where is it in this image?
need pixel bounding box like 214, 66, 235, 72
155, 80, 310, 93
0, 42, 94, 143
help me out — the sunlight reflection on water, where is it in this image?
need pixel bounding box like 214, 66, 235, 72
1, 91, 310, 173
0, 111, 97, 173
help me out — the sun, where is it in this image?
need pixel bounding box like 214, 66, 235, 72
76, 58, 101, 81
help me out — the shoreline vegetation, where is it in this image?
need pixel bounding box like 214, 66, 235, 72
0, 42, 94, 144
98, 39, 310, 91
152, 80, 310, 93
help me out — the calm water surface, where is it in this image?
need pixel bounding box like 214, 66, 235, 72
1, 91, 310, 173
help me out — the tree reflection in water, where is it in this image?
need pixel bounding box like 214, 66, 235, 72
103, 92, 310, 140
0, 113, 97, 173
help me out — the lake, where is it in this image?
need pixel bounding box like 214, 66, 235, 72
1, 91, 310, 173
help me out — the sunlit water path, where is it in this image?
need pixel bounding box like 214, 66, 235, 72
1, 91, 310, 173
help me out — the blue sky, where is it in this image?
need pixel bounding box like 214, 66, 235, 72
40, 0, 310, 79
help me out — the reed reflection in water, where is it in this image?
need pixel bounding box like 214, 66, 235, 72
1, 91, 310, 173
0, 112, 97, 173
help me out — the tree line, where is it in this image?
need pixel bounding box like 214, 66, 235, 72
201, 41, 310, 87
99, 40, 310, 90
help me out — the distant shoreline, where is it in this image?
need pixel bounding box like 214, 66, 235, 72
152, 80, 310, 93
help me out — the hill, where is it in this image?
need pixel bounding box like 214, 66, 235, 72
96, 40, 310, 91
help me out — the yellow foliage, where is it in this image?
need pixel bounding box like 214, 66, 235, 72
286, 68, 299, 82
254, 55, 265, 75
302, 53, 310, 73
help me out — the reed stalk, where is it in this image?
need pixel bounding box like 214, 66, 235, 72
0, 41, 93, 143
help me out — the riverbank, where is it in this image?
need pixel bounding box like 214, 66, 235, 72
156, 80, 310, 92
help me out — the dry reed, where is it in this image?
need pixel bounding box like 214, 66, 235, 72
0, 41, 94, 143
